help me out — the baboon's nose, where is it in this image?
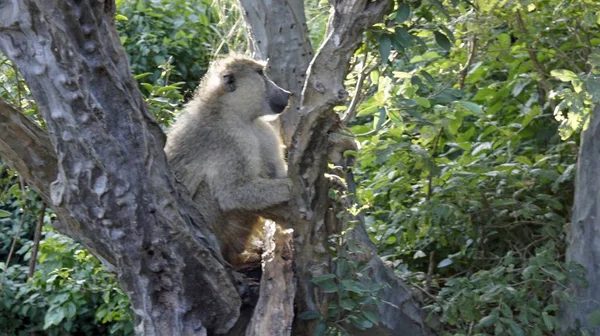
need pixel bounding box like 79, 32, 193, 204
270, 90, 291, 114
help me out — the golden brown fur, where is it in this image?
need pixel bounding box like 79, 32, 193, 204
164, 56, 291, 266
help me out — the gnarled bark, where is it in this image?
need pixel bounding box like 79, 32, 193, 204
0, 1, 238, 334
0, 100, 116, 269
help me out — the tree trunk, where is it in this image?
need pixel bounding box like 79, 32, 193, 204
0, 0, 435, 334
0, 1, 239, 334
561, 105, 600, 334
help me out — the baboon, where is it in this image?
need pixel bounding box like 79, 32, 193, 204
164, 56, 292, 267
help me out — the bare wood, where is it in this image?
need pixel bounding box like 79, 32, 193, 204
0, 100, 117, 268
246, 221, 296, 336
28, 202, 47, 278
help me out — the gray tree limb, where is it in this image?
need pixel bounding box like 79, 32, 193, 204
561, 104, 600, 334
0, 1, 240, 334
0, 100, 116, 269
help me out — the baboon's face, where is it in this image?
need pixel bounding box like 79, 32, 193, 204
216, 58, 291, 120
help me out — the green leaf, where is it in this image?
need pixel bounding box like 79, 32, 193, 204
115, 14, 129, 21
478, 314, 498, 327
134, 72, 153, 80
396, 2, 411, 23
64, 302, 77, 319
394, 27, 412, 48
437, 258, 453, 268
379, 34, 392, 63
414, 96, 431, 108
588, 308, 600, 328
0, 209, 12, 218
340, 298, 356, 310
550, 69, 578, 82
349, 314, 373, 330
457, 101, 483, 114
43, 307, 66, 329
319, 280, 339, 293
410, 51, 441, 63
501, 318, 525, 336
341, 279, 366, 293
313, 321, 327, 336
514, 156, 533, 166
497, 33, 511, 49
298, 311, 321, 320
311, 274, 336, 284
140, 83, 155, 92
434, 31, 451, 51
542, 312, 554, 331
362, 310, 380, 325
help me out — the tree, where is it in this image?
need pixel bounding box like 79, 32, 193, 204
0, 0, 434, 334
561, 103, 600, 334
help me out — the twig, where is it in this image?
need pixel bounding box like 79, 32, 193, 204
342, 56, 376, 123
1, 176, 28, 288
28, 202, 46, 278
11, 62, 22, 110
514, 10, 555, 110
426, 129, 443, 201
458, 35, 478, 90
413, 283, 438, 302
355, 119, 392, 137
425, 251, 435, 293
547, 39, 583, 73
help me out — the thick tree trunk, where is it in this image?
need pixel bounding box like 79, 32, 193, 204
0, 1, 239, 334
561, 105, 600, 334
238, 0, 435, 335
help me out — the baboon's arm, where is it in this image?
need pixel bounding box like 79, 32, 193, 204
214, 178, 291, 214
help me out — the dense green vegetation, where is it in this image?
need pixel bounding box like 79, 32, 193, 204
1, 0, 599, 335
353, 0, 599, 334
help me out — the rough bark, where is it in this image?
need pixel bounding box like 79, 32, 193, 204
245, 221, 296, 336
239, 0, 435, 335
0, 100, 116, 269
561, 104, 600, 334
0, 1, 239, 334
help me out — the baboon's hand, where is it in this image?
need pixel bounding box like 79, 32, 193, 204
259, 202, 292, 224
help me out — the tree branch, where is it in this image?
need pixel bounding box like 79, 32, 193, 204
0, 100, 117, 268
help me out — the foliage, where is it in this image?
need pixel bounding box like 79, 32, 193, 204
300, 207, 384, 335
346, 0, 600, 334
0, 164, 133, 335
1, 230, 134, 335
116, 0, 224, 95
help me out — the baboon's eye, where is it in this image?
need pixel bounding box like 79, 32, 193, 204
257, 69, 264, 76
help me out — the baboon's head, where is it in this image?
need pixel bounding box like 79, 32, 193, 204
201, 56, 291, 120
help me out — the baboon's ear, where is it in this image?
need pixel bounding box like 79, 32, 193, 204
222, 73, 236, 92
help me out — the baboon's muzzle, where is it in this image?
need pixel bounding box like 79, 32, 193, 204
267, 80, 291, 114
